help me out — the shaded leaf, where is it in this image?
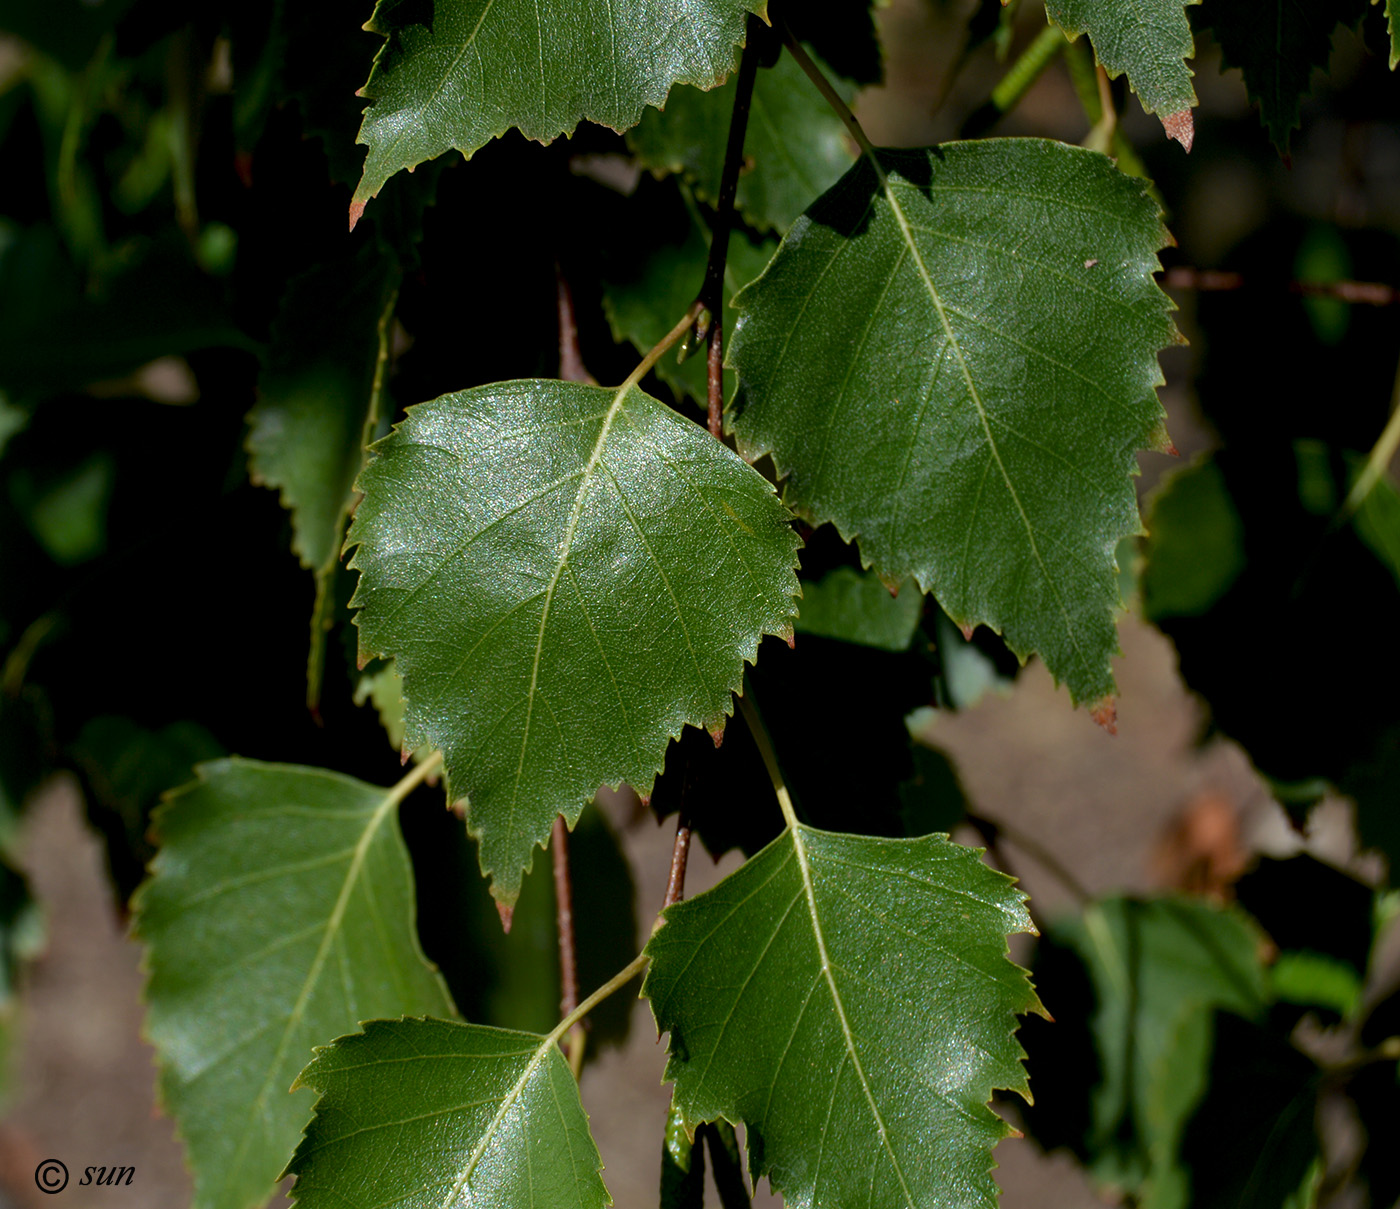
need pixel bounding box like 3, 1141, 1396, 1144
602, 179, 776, 408
288, 1017, 608, 1209
793, 566, 921, 651
1390, 0, 1400, 70
1141, 456, 1246, 619
728, 140, 1178, 707
346, 378, 799, 903
1044, 0, 1198, 148
1021, 897, 1268, 1198
1196, 0, 1369, 152
630, 46, 855, 234
351, 0, 767, 222
247, 242, 399, 707
134, 759, 454, 1209
644, 824, 1040, 1209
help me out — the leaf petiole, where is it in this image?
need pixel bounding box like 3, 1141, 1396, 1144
781, 24, 877, 159
735, 685, 800, 831
385, 748, 443, 806
548, 950, 651, 1068
618, 302, 704, 393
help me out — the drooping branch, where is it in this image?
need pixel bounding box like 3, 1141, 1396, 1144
1162, 267, 1400, 305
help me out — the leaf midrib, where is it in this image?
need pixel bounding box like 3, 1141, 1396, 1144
790, 825, 916, 1207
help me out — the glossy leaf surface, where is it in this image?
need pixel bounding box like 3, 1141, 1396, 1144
351, 0, 767, 220
288, 1018, 607, 1209
644, 824, 1040, 1209
630, 47, 855, 233
134, 760, 454, 1209
347, 379, 800, 902
1197, 0, 1369, 151
729, 140, 1177, 705
1044, 0, 1198, 147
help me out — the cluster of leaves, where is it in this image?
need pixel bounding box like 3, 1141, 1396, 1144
0, 1, 1397, 1208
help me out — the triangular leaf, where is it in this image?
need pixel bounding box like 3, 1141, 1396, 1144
629, 46, 856, 234
287, 1018, 608, 1209
644, 824, 1041, 1209
351, 0, 768, 223
728, 140, 1178, 707
247, 242, 399, 708
1044, 0, 1199, 148
133, 759, 454, 1209
1196, 0, 1370, 152
346, 379, 799, 903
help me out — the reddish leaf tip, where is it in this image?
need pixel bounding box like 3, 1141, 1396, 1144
786, 632, 797, 650
1162, 110, 1194, 152
959, 622, 975, 642
709, 724, 725, 749
1090, 697, 1118, 735
400, 745, 411, 767
348, 199, 366, 232
496, 901, 514, 933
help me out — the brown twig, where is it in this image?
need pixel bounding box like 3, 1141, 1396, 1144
550, 816, 584, 1074
1162, 266, 1400, 305
695, 18, 762, 438
555, 261, 593, 384
662, 811, 694, 910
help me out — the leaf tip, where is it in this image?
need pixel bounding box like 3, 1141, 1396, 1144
709, 723, 725, 749
1090, 697, 1118, 735
496, 900, 515, 933
959, 622, 975, 642
1162, 109, 1194, 153
348, 199, 367, 232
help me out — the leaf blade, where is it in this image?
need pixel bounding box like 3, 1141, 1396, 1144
644, 824, 1040, 1209
728, 140, 1178, 705
133, 759, 454, 1209
347, 379, 799, 902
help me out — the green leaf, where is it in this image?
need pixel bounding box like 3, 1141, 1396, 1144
133, 759, 454, 1209
1389, 0, 1400, 69
602, 180, 776, 407
728, 140, 1178, 707
1141, 457, 1246, 619
288, 1017, 608, 1209
630, 47, 856, 234
1043, 0, 1198, 148
793, 567, 921, 651
346, 378, 799, 903
248, 243, 399, 709
350, 0, 768, 223
1196, 0, 1369, 152
644, 825, 1040, 1209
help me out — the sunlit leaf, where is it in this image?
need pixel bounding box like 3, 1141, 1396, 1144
729, 140, 1178, 707
351, 0, 767, 223
288, 1017, 608, 1209
645, 824, 1040, 1209
1044, 0, 1198, 148
346, 378, 799, 902
134, 760, 454, 1209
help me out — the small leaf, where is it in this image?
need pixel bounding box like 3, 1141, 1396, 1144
288, 1018, 608, 1209
1140, 457, 1246, 619
644, 824, 1040, 1209
793, 566, 921, 651
728, 140, 1178, 706
133, 759, 454, 1209
346, 379, 799, 903
630, 47, 856, 234
1043, 0, 1198, 148
247, 243, 399, 708
351, 0, 767, 222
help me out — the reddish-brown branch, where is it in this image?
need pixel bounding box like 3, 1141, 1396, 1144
662, 811, 694, 910
1162, 266, 1399, 305
555, 262, 593, 384
551, 815, 579, 1019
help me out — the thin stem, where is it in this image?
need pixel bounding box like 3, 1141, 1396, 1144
549, 950, 650, 1053
619, 303, 704, 394
962, 24, 1066, 135
735, 687, 800, 831
386, 749, 444, 807
1324, 1035, 1400, 1080
550, 816, 582, 1075
662, 812, 694, 909
695, 19, 761, 437
1340, 354, 1400, 519
782, 24, 877, 158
